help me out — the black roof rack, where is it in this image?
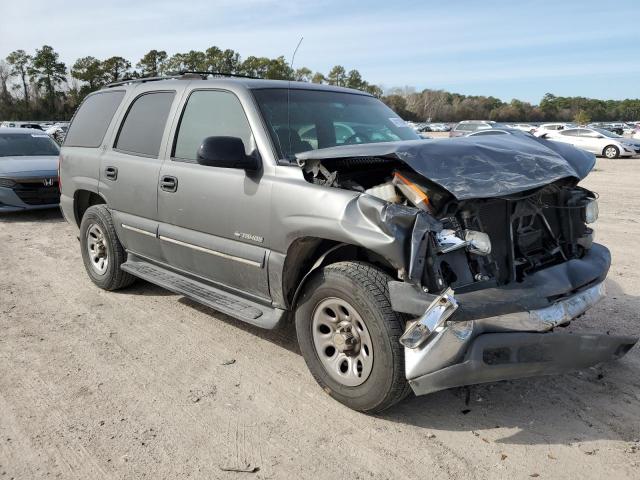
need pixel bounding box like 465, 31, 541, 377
103, 70, 262, 88
173, 70, 262, 80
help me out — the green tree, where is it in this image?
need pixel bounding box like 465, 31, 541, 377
264, 56, 292, 79
574, 109, 591, 125
345, 69, 365, 90
165, 51, 206, 72
6, 49, 32, 107
136, 50, 168, 77
311, 72, 325, 84
295, 67, 312, 82
327, 65, 346, 86
205, 47, 242, 73
101, 56, 132, 83
0, 60, 14, 118
71, 56, 106, 91
365, 84, 383, 98
240, 56, 270, 77
28, 45, 66, 113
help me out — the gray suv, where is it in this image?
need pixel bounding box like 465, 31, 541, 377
60, 73, 636, 412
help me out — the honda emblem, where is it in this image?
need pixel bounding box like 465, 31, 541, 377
43, 178, 54, 187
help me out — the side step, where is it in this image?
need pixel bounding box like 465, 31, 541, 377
121, 259, 285, 329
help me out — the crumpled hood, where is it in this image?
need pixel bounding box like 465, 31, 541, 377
0, 155, 59, 177
296, 135, 595, 200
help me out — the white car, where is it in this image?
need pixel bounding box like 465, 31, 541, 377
533, 123, 576, 137
543, 127, 640, 159
509, 123, 536, 133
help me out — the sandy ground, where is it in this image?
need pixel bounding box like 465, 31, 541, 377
1, 158, 639, 480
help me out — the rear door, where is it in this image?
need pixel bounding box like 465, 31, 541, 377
100, 89, 178, 261
157, 88, 273, 300
579, 129, 605, 154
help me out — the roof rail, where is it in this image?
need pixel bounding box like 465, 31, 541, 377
103, 75, 181, 88
171, 70, 262, 80
103, 70, 262, 89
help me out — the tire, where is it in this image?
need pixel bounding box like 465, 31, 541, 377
79, 205, 135, 291
295, 261, 410, 413
603, 145, 620, 159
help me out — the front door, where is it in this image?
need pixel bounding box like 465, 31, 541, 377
157, 89, 272, 300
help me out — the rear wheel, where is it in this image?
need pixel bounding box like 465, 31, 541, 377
603, 145, 620, 159
295, 261, 410, 412
79, 205, 135, 291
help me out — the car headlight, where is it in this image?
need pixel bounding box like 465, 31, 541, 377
0, 178, 16, 188
464, 230, 492, 255
584, 198, 599, 224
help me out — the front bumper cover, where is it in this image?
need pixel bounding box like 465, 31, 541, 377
391, 244, 638, 395
409, 331, 637, 396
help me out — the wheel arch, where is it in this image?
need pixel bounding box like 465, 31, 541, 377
74, 189, 107, 227
281, 236, 398, 311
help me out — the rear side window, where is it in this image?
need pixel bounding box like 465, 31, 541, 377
115, 91, 175, 157
64, 90, 125, 147
561, 129, 580, 136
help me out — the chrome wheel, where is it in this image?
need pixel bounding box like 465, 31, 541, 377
604, 146, 618, 159
311, 297, 374, 387
86, 224, 109, 275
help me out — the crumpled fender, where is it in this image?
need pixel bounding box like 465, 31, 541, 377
341, 194, 441, 276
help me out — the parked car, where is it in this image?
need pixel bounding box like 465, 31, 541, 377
59, 74, 636, 412
533, 123, 576, 137
542, 127, 640, 158
466, 128, 526, 137
46, 124, 68, 144
0, 128, 61, 212
588, 123, 624, 136
508, 123, 536, 133
449, 120, 495, 137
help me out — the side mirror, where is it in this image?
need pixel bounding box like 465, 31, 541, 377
197, 136, 260, 171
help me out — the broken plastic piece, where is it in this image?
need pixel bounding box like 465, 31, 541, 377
393, 171, 432, 213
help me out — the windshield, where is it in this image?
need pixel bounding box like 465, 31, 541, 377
252, 89, 420, 160
0, 133, 60, 157
592, 128, 621, 138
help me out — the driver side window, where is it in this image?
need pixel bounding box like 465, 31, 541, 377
173, 90, 254, 162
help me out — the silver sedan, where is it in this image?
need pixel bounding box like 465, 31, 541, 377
543, 127, 640, 159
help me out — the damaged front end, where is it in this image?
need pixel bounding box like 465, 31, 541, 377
297, 135, 638, 395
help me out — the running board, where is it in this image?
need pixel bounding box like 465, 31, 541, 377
121, 259, 285, 329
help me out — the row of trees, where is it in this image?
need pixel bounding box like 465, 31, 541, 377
0, 45, 382, 121
1, 45, 638, 123
383, 88, 640, 123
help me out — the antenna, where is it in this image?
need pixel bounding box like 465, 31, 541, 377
286, 36, 304, 161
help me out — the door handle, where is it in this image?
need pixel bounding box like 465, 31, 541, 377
160, 175, 178, 192
105, 166, 118, 180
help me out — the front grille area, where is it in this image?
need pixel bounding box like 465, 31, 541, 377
430, 184, 593, 293
13, 178, 60, 205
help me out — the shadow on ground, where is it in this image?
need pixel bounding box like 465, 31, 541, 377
165, 277, 639, 446
0, 208, 64, 223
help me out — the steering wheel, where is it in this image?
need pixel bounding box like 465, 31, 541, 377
344, 132, 369, 144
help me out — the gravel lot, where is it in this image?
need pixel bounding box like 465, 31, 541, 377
1, 158, 639, 479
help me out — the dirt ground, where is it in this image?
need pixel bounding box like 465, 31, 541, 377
1, 158, 639, 480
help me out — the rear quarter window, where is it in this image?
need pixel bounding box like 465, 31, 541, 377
64, 90, 125, 148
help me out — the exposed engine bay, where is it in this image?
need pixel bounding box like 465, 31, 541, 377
300, 154, 598, 295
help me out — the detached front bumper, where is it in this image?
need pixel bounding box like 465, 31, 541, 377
389, 244, 638, 395
409, 331, 636, 396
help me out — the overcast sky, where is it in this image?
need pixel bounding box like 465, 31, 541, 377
1, 0, 639, 103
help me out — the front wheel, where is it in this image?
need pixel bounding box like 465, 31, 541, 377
603, 145, 620, 159
295, 261, 410, 412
